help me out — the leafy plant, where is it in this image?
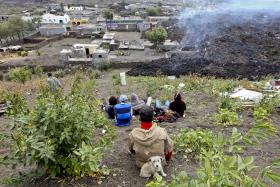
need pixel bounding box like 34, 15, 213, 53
146, 27, 167, 48
174, 128, 215, 159
218, 95, 242, 112
148, 127, 280, 187
1, 91, 29, 117
32, 66, 43, 76
6, 79, 115, 177
53, 69, 65, 78
211, 108, 240, 126
6, 67, 32, 83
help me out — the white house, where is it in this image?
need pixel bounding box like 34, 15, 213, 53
64, 5, 84, 12
41, 13, 70, 24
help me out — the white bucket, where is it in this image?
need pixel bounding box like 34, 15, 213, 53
120, 72, 127, 86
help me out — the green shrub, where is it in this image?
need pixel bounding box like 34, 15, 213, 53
98, 63, 111, 72
148, 127, 280, 187
2, 91, 29, 117
218, 96, 242, 112
32, 66, 43, 75
17, 51, 28, 57
87, 68, 101, 79
7, 79, 115, 177
53, 69, 65, 78
174, 128, 215, 159
211, 108, 240, 126
6, 67, 32, 83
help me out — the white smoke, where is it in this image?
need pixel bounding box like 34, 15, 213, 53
180, 0, 280, 47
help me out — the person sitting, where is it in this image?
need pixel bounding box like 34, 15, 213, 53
114, 95, 132, 127
131, 93, 145, 115
103, 96, 118, 119
128, 105, 174, 168
169, 93, 186, 117
47, 73, 61, 92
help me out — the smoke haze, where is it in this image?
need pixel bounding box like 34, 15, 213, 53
180, 0, 280, 47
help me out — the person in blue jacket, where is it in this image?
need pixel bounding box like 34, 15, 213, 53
114, 95, 132, 127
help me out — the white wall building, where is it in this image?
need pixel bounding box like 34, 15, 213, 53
64, 5, 84, 12
41, 13, 70, 24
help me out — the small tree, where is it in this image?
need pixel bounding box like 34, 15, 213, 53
6, 77, 115, 177
146, 7, 161, 16
102, 9, 113, 29
6, 67, 32, 84
146, 27, 167, 48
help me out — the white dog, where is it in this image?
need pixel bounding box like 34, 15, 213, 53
140, 156, 166, 178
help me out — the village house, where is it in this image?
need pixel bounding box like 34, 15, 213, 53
47, 3, 63, 12
60, 43, 109, 68
97, 16, 144, 31
64, 5, 85, 12
41, 13, 70, 24
146, 16, 170, 23
39, 24, 68, 36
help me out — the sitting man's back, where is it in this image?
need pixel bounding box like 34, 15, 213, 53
128, 106, 173, 168
115, 95, 132, 127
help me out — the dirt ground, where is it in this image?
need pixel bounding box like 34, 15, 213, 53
0, 69, 279, 187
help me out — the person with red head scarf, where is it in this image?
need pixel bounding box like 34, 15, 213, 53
128, 106, 174, 168
169, 93, 186, 117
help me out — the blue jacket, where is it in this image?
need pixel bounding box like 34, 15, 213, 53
114, 103, 132, 127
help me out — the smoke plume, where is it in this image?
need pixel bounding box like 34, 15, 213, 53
180, 0, 280, 47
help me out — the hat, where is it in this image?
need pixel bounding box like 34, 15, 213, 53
119, 95, 128, 102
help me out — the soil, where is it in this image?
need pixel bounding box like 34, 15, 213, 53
128, 20, 280, 80
0, 69, 278, 187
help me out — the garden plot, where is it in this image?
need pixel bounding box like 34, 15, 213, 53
0, 69, 279, 187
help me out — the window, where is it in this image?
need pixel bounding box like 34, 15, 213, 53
98, 55, 102, 58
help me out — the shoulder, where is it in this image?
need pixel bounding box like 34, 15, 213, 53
130, 128, 141, 136
153, 125, 168, 137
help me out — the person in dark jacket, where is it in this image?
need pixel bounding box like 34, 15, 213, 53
169, 93, 186, 117
104, 96, 118, 119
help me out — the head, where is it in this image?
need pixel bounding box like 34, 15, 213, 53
149, 156, 164, 172
139, 105, 154, 123
131, 93, 139, 103
119, 95, 128, 103
47, 72, 52, 77
109, 96, 118, 106
174, 93, 182, 102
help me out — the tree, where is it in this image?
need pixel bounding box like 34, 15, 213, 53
146, 27, 167, 48
146, 7, 161, 16
0, 16, 35, 43
102, 9, 113, 29
8, 16, 29, 40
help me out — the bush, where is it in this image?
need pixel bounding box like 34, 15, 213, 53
174, 128, 215, 159
7, 79, 115, 177
2, 91, 29, 117
98, 63, 111, 72
6, 67, 32, 83
146, 27, 167, 47
53, 69, 65, 78
32, 66, 43, 75
211, 108, 240, 126
218, 96, 242, 112
17, 51, 28, 57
